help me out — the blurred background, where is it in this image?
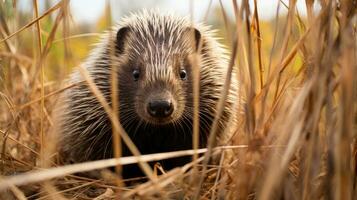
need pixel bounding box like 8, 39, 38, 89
1, 0, 318, 81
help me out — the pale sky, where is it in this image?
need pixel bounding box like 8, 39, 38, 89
76, 0, 317, 22
17, 0, 319, 23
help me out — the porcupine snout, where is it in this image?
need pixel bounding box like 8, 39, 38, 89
147, 100, 173, 118
146, 90, 175, 119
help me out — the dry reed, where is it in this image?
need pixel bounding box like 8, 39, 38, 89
0, 0, 356, 199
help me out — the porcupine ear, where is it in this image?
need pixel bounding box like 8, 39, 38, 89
116, 26, 130, 54
185, 27, 202, 52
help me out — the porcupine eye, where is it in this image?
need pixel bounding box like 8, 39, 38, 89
132, 69, 140, 81
179, 69, 187, 80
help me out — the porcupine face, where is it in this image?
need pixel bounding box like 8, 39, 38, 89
114, 17, 202, 126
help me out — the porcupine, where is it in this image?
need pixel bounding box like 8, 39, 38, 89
57, 10, 238, 179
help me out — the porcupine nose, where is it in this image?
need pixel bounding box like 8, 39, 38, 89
147, 100, 173, 118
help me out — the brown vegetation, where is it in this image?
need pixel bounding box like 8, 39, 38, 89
0, 0, 356, 199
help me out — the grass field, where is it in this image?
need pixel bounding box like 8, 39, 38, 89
0, 0, 356, 199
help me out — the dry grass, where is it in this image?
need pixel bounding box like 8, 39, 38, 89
0, 0, 356, 199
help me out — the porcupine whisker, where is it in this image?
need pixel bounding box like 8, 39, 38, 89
87, 125, 111, 159
131, 119, 144, 141
178, 114, 191, 141
120, 112, 138, 126
103, 134, 113, 159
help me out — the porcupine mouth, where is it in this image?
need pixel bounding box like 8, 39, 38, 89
143, 116, 176, 126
